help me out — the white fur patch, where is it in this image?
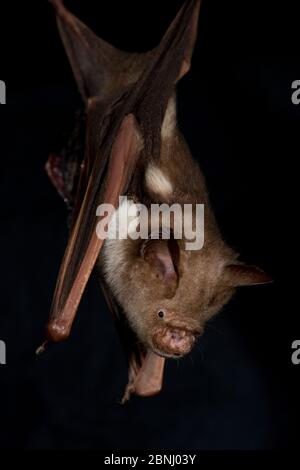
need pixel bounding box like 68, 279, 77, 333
161, 96, 176, 139
101, 198, 140, 298
106, 197, 138, 239
145, 164, 173, 198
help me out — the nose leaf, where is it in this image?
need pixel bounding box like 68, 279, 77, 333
153, 327, 196, 356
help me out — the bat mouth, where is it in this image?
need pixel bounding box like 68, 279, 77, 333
150, 348, 187, 360
151, 325, 201, 359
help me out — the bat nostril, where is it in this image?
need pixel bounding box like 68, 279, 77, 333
171, 330, 183, 341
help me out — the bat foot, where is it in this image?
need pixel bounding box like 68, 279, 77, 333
49, 0, 63, 11
120, 350, 165, 403
35, 340, 48, 356
120, 383, 134, 405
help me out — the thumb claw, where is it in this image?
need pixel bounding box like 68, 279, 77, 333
36, 340, 48, 356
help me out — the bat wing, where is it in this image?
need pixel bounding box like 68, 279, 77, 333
45, 0, 201, 401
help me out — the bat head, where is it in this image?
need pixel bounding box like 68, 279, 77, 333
102, 230, 272, 359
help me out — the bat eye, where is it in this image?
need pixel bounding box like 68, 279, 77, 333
158, 310, 165, 319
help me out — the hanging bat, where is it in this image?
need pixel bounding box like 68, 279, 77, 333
41, 0, 272, 402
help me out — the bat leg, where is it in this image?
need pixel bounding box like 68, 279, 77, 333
121, 355, 140, 404
121, 350, 165, 404
50, 0, 154, 103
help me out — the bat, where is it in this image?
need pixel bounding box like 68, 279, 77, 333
41, 0, 272, 403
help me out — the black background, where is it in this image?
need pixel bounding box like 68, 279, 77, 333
0, 0, 298, 451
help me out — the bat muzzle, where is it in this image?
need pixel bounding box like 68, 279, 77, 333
152, 325, 201, 358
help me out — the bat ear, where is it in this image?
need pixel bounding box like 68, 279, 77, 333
177, 0, 201, 81
141, 238, 179, 285
161, 95, 177, 139
223, 264, 273, 287
50, 0, 150, 102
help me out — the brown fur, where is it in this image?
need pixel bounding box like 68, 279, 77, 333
99, 104, 270, 358
47, 1, 272, 398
